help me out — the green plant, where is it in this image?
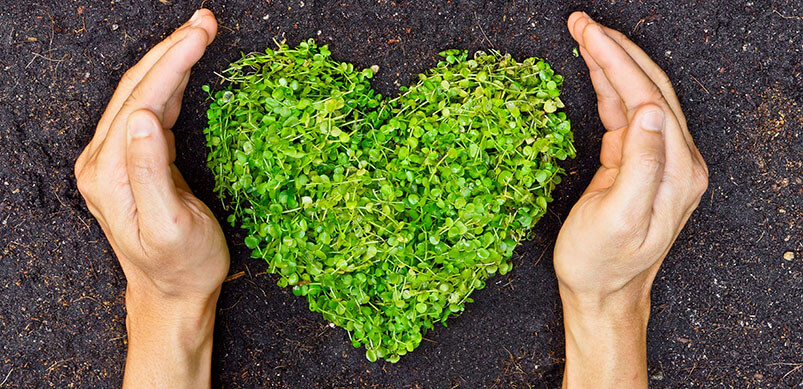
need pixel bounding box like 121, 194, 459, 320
203, 39, 575, 363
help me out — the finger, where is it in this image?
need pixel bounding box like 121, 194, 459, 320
94, 9, 217, 139
597, 26, 688, 134
97, 27, 210, 163
578, 47, 629, 131
581, 22, 665, 117
603, 104, 667, 234
575, 16, 706, 174
569, 13, 702, 163
567, 11, 596, 44
127, 27, 209, 126
597, 24, 707, 168
567, 11, 586, 41
599, 126, 625, 168
162, 71, 192, 130
125, 109, 186, 229
165, 128, 176, 163
647, 147, 709, 248
568, 13, 628, 131
582, 166, 618, 196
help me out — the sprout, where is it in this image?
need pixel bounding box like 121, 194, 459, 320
203, 38, 575, 363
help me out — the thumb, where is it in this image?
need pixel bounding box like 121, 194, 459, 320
126, 109, 185, 226
604, 104, 667, 225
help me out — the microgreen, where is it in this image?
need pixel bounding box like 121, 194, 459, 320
203, 39, 575, 363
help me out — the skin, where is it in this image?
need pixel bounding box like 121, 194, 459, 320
73, 9, 707, 388
74, 9, 226, 388
555, 12, 708, 388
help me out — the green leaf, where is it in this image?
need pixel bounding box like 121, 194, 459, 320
244, 236, 259, 249
544, 100, 557, 113
203, 40, 574, 364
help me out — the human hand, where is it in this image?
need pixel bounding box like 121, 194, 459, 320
555, 11, 708, 319
74, 9, 224, 387
554, 12, 708, 388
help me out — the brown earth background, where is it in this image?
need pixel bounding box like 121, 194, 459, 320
0, 0, 801, 387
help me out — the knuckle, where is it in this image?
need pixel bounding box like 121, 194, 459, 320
164, 30, 183, 46
629, 88, 665, 112
146, 212, 189, 248
604, 206, 646, 250
74, 155, 85, 185
119, 69, 139, 87
692, 164, 710, 196
655, 69, 673, 90
123, 90, 142, 108
125, 87, 152, 110
75, 172, 87, 194
647, 84, 664, 102
74, 149, 85, 168
129, 157, 158, 184
74, 165, 93, 197
74, 165, 104, 213
636, 152, 665, 174
697, 155, 710, 177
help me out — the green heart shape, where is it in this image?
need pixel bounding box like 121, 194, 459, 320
203, 39, 575, 363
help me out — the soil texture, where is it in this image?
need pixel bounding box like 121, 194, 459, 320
0, 0, 801, 387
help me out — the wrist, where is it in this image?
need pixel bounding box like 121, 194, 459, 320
559, 284, 650, 324
122, 285, 219, 389
556, 268, 654, 322
560, 287, 650, 389
120, 253, 224, 316
561, 297, 649, 355
125, 282, 219, 352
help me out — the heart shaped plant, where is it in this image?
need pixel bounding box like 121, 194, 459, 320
203, 39, 575, 363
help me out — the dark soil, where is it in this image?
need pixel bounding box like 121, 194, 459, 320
1, 0, 801, 387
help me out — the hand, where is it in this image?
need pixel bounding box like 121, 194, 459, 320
74, 9, 224, 388
554, 12, 708, 388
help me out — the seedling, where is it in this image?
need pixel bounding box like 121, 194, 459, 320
203, 39, 575, 363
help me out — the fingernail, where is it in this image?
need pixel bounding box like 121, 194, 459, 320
640, 109, 666, 133
190, 10, 202, 26
128, 114, 154, 140
583, 12, 595, 24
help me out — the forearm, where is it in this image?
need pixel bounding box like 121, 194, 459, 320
560, 292, 650, 389
123, 285, 219, 389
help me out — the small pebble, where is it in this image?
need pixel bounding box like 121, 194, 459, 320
783, 251, 794, 261
111, 24, 119, 31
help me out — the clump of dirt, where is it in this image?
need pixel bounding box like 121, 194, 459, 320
733, 86, 802, 204
749, 87, 801, 170
1, 1, 802, 387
